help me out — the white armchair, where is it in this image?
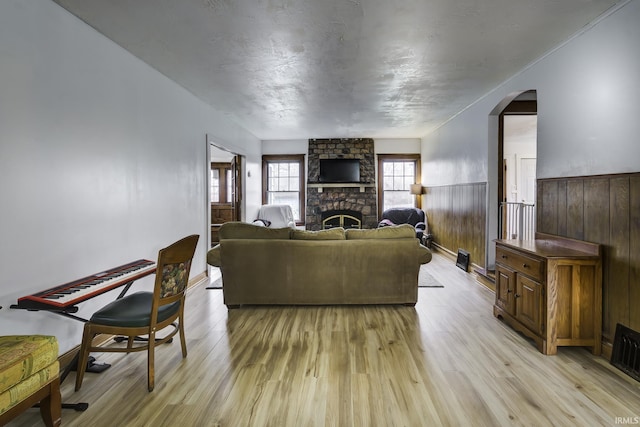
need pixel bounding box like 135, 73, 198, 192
254, 205, 296, 228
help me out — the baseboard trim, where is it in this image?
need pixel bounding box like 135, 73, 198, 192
473, 268, 496, 292
187, 270, 208, 292
601, 340, 613, 361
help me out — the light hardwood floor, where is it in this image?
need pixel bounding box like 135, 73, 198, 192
9, 252, 640, 426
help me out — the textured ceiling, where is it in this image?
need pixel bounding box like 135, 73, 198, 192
53, 0, 620, 140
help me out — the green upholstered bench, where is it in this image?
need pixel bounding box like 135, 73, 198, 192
0, 335, 61, 427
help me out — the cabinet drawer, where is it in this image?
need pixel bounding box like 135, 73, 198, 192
496, 246, 544, 281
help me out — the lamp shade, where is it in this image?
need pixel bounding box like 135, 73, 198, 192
410, 184, 423, 195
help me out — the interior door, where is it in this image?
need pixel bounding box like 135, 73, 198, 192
520, 158, 536, 204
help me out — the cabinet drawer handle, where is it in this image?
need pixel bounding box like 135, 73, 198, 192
501, 255, 507, 259
522, 263, 529, 269
507, 289, 512, 293
514, 294, 521, 298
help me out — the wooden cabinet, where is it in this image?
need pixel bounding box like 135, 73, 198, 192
211, 204, 235, 245
493, 232, 602, 355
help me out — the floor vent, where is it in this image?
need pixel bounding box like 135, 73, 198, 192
456, 249, 470, 272
611, 323, 640, 382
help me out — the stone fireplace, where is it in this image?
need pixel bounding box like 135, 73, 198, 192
306, 138, 377, 230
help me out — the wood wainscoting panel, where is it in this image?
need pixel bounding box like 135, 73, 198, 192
631, 175, 640, 331
566, 179, 585, 240
609, 177, 630, 345
539, 179, 559, 235
424, 182, 486, 270
537, 172, 640, 352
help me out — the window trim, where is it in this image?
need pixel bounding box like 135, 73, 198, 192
377, 154, 422, 218
262, 154, 306, 226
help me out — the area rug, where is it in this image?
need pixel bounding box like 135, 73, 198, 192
418, 267, 444, 288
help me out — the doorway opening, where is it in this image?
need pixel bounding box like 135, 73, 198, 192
208, 143, 243, 247
500, 101, 537, 240
486, 90, 537, 271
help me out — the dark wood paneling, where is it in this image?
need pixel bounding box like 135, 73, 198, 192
473, 183, 484, 260
630, 176, 640, 331
424, 183, 486, 268
608, 177, 630, 337
537, 172, 640, 347
566, 180, 584, 240
541, 180, 559, 234
557, 180, 567, 236
584, 178, 612, 338
583, 178, 609, 245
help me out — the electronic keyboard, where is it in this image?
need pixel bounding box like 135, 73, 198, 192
12, 259, 156, 311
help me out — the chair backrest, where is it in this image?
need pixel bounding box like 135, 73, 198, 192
256, 204, 295, 228
153, 235, 199, 307
381, 208, 425, 226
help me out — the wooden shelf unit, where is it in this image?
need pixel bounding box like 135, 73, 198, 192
493, 232, 602, 355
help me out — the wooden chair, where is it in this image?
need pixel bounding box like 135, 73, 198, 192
74, 235, 199, 392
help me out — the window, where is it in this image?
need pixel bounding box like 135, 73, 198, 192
210, 169, 220, 202
211, 163, 232, 203
377, 154, 421, 216
262, 155, 305, 224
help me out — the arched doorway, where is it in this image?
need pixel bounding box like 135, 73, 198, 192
486, 90, 537, 270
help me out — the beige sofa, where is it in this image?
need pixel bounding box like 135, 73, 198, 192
207, 222, 432, 308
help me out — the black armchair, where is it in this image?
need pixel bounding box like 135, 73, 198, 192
378, 207, 430, 244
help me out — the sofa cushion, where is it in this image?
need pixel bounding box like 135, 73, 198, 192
346, 224, 416, 239
219, 222, 291, 240
0, 335, 59, 395
291, 228, 346, 240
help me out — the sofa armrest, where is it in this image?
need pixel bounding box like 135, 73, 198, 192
207, 245, 222, 267
418, 244, 432, 264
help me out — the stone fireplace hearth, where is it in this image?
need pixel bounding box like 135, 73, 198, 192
306, 138, 377, 230
321, 209, 362, 229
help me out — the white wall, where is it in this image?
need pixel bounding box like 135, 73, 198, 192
422, 1, 640, 186
375, 138, 421, 154
262, 139, 308, 155
0, 0, 260, 353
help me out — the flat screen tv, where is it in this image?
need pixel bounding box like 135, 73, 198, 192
319, 159, 360, 183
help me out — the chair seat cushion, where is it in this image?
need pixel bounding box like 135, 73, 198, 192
0, 361, 59, 415
0, 335, 59, 415
0, 335, 59, 395
90, 292, 180, 327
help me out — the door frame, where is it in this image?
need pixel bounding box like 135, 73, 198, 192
206, 136, 244, 250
